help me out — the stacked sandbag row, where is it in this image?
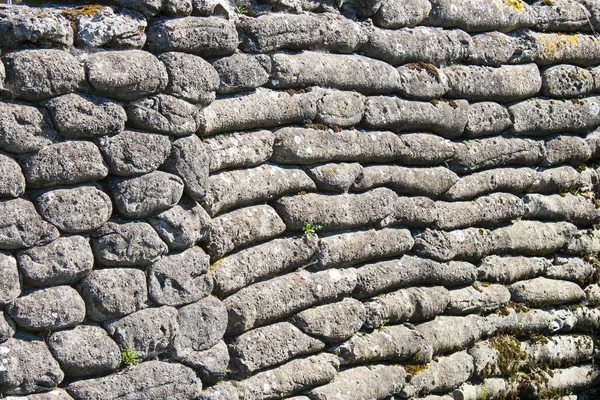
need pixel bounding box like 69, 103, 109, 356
0, 0, 598, 399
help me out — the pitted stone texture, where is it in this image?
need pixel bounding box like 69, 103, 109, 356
75, 7, 147, 49
416, 315, 489, 357
0, 311, 15, 343
0, 252, 19, 306
105, 306, 179, 360
108, 171, 184, 219
202, 164, 316, 216
445, 64, 542, 102
467, 30, 524, 66
363, 97, 469, 138
443, 167, 537, 200
313, 228, 414, 270
524, 31, 600, 67
0, 336, 64, 396
509, 277, 586, 306
163, 135, 209, 201
229, 322, 325, 376
205, 130, 274, 173
373, 0, 432, 28
446, 284, 511, 314
148, 200, 210, 251
85, 50, 168, 101
148, 247, 212, 307
43, 94, 126, 139
20, 141, 107, 189
66, 360, 202, 400
307, 163, 363, 193
115, 0, 164, 16
47, 325, 120, 379
524, 193, 600, 225
528, 165, 594, 194
197, 382, 239, 400
208, 205, 285, 258
542, 64, 594, 98
269, 52, 401, 94
379, 196, 437, 228
160, 52, 219, 104
34, 185, 112, 234
8, 286, 85, 331
396, 63, 449, 100
225, 269, 357, 335
398, 133, 455, 165
293, 298, 365, 343
147, 17, 238, 57
271, 127, 406, 165
0, 6, 72, 49
212, 236, 318, 297
126, 95, 201, 136
546, 255, 595, 282
198, 88, 319, 135
0, 102, 56, 154
478, 255, 549, 284
532, 0, 592, 31
17, 236, 93, 287
97, 130, 171, 177
315, 90, 366, 127
274, 188, 396, 232
91, 220, 168, 267
543, 134, 592, 166
3, 49, 83, 102
78, 268, 148, 322
0, 154, 24, 198
465, 102, 513, 137
212, 53, 270, 94
176, 340, 229, 385
0, 199, 59, 250
565, 229, 600, 255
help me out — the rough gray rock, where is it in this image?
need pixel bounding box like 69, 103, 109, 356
20, 141, 108, 189
148, 200, 210, 251
0, 335, 64, 396
229, 322, 325, 376
34, 185, 113, 233
97, 129, 171, 177
464, 102, 513, 137
509, 277, 586, 306
197, 382, 239, 400
0, 311, 15, 343
175, 340, 229, 385
3, 49, 83, 102
163, 135, 209, 201
105, 306, 179, 360
91, 219, 168, 267
0, 102, 56, 154
478, 255, 550, 284
126, 95, 201, 136
523, 31, 600, 67
8, 286, 85, 330
532, 0, 591, 31
160, 51, 219, 104
0, 198, 59, 250
212, 53, 270, 94
212, 236, 318, 297
306, 163, 363, 193
147, 17, 238, 57
47, 325, 121, 379
466, 30, 525, 66
543, 134, 592, 166
546, 255, 595, 283
373, 0, 432, 28
528, 165, 594, 194
446, 284, 511, 314
315, 90, 366, 127
542, 64, 594, 98
293, 298, 365, 343
224, 269, 357, 335
208, 205, 286, 258
147, 247, 212, 306
66, 360, 202, 400
379, 195, 438, 227
43, 94, 127, 139
273, 188, 395, 232
17, 236, 93, 287
108, 171, 184, 219
202, 163, 316, 215
236, 353, 339, 400
85, 50, 168, 101
524, 193, 600, 225
398, 133, 455, 165
416, 315, 488, 357
78, 268, 148, 322
0, 6, 72, 49
0, 252, 20, 306
565, 228, 600, 254
75, 7, 147, 49
115, 0, 164, 16
443, 167, 538, 200
313, 228, 414, 270
363, 96, 469, 138
396, 63, 450, 100
205, 130, 274, 173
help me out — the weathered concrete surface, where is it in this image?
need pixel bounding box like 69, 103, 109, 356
293, 298, 365, 343
204, 130, 274, 172
0, 102, 56, 154
0, 199, 59, 250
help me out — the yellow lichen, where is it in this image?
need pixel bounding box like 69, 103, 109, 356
505, 0, 524, 10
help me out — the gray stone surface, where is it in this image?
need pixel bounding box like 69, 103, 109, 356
3, 49, 83, 102
85, 50, 168, 101
47, 325, 120, 379
115, 0, 164, 16
229, 322, 325, 376
205, 130, 274, 173
176, 340, 229, 385
212, 53, 270, 94
148, 200, 210, 251
126, 95, 201, 136
20, 141, 108, 189
197, 382, 239, 400
0, 199, 59, 250
464, 102, 513, 137
224, 269, 357, 335
315, 90, 366, 127
8, 286, 85, 330
532, 0, 591, 31
160, 51, 219, 104
306, 163, 363, 193
293, 298, 365, 343
108, 171, 184, 219
78, 268, 148, 322
91, 219, 168, 267
0, 251, 20, 306
0, 6, 72, 49
105, 306, 179, 360
212, 236, 318, 297
148, 246, 212, 306
363, 96, 469, 138
398, 133, 455, 165
0, 154, 24, 198
416, 315, 488, 357
202, 163, 316, 215
75, 7, 147, 49
0, 336, 64, 396
0, 311, 15, 343
43, 94, 126, 139
34, 185, 113, 233
66, 360, 202, 400
208, 204, 285, 258
373, 0, 432, 28
509, 277, 586, 306
523, 31, 600, 67
546, 255, 595, 283
478, 255, 549, 284
396, 63, 450, 100
446, 283, 511, 314
528, 165, 595, 194
147, 17, 238, 57
0, 102, 56, 154
17, 236, 93, 287
172, 296, 228, 355
542, 64, 594, 98
163, 135, 209, 201
543, 134, 592, 166
443, 167, 537, 200
379, 195, 437, 227
524, 193, 600, 225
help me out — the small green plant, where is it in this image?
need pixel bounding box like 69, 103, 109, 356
378, 319, 390, 329
121, 347, 140, 367
302, 223, 322, 240
234, 5, 248, 14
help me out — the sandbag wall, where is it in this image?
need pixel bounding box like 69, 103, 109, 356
1, 0, 600, 399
